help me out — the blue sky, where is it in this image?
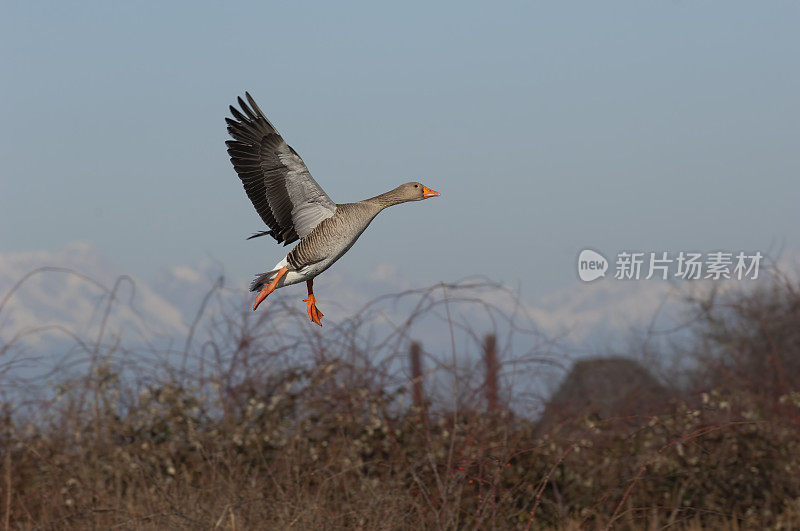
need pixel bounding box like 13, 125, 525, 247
2, 1, 799, 301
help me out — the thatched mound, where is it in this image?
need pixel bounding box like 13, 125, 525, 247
537, 357, 673, 433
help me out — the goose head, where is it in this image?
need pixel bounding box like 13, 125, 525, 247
397, 181, 440, 201
371, 182, 440, 208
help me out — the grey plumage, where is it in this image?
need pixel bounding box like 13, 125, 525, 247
286, 202, 379, 270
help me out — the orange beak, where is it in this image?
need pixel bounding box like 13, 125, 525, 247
422, 186, 440, 198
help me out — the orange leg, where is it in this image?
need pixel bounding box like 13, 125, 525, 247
303, 279, 324, 326
252, 267, 288, 311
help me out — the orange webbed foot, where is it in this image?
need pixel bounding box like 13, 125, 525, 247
253, 267, 288, 311
303, 294, 324, 326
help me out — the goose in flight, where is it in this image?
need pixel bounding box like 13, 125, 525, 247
225, 93, 440, 326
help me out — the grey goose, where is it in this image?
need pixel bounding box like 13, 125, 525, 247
226, 93, 440, 326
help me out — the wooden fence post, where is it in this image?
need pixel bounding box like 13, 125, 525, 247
484, 334, 500, 412
410, 341, 426, 416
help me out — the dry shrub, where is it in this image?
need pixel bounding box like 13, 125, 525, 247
688, 275, 800, 404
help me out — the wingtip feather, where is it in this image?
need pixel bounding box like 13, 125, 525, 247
237, 96, 258, 121
245, 92, 266, 119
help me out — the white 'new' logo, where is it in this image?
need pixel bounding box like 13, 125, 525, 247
578, 249, 608, 282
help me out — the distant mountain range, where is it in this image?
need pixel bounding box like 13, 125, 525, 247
0, 242, 694, 347
0, 243, 188, 350
3, 242, 767, 379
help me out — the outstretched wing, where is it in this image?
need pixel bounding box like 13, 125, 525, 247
226, 93, 337, 245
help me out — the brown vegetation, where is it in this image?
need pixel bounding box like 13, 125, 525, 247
1, 274, 800, 529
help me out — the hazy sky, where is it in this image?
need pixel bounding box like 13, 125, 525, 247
2, 1, 799, 301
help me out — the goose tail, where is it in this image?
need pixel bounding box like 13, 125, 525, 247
250, 269, 281, 292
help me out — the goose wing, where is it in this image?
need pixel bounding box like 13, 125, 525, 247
226, 93, 336, 245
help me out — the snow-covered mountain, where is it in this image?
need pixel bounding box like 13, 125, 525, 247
0, 243, 187, 350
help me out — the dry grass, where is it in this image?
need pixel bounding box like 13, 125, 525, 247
1, 272, 800, 529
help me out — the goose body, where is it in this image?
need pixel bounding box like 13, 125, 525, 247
225, 93, 439, 325
255, 202, 380, 290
